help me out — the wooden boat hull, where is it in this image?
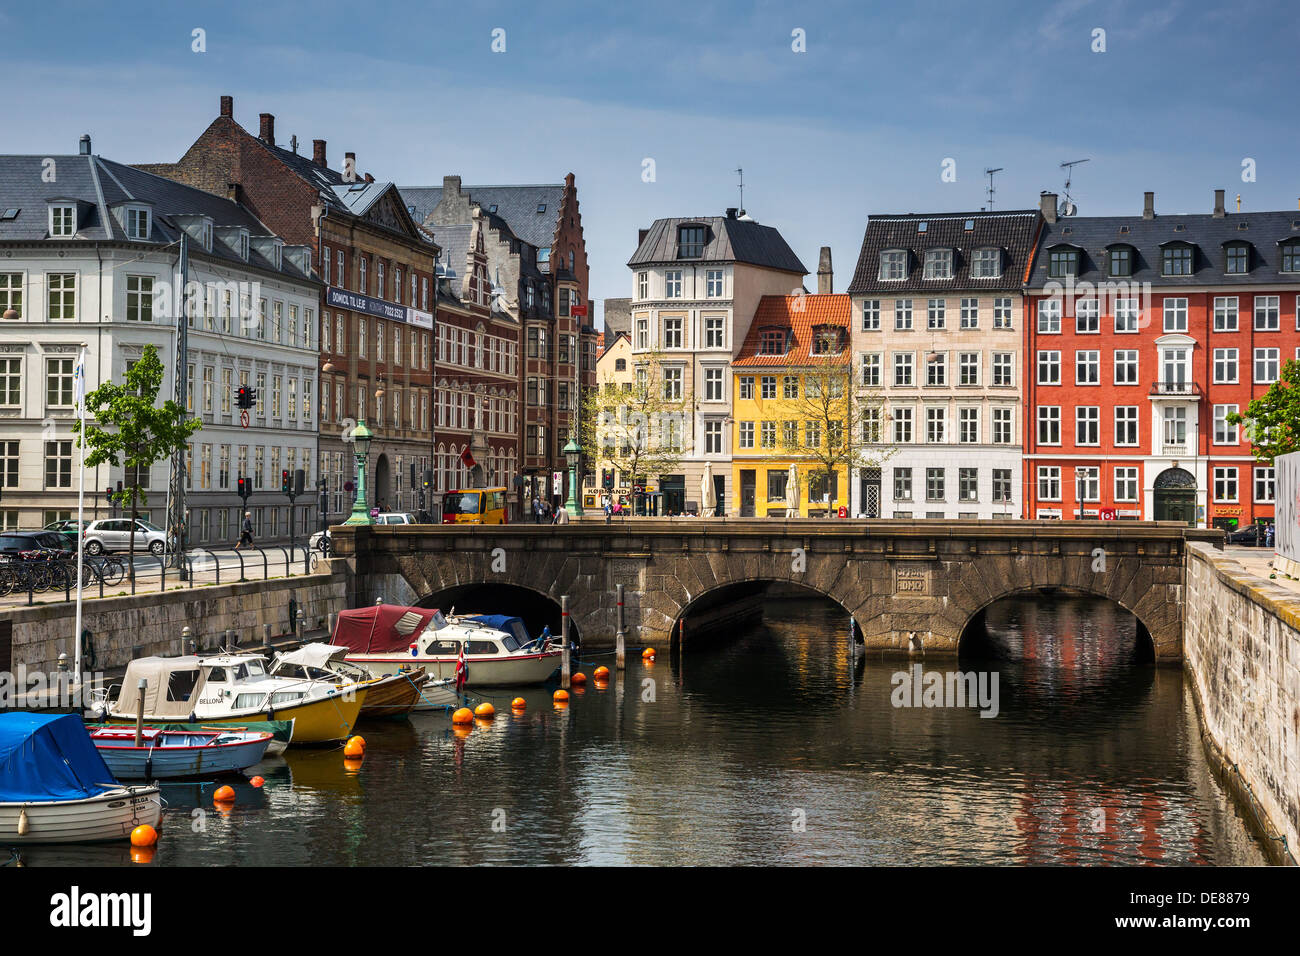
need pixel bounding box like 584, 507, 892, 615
89, 720, 295, 755
109, 691, 365, 745
91, 730, 274, 779
0, 787, 162, 844
358, 668, 430, 719
347, 651, 562, 688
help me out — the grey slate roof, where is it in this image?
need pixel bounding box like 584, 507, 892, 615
0, 154, 315, 282
401, 184, 565, 249
627, 216, 807, 275
1027, 211, 1300, 288
846, 210, 1042, 294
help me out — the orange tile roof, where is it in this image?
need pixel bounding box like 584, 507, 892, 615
733, 293, 852, 367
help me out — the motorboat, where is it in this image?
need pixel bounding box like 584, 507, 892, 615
332, 605, 563, 687
90, 652, 368, 745
89, 727, 274, 779
86, 719, 296, 755
269, 643, 456, 716
0, 713, 162, 844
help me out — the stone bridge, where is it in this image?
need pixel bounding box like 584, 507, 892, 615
329, 519, 1224, 661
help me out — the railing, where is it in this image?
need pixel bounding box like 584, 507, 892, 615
1150, 380, 1201, 397
1161, 443, 1191, 456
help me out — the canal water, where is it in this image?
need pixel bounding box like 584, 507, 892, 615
20, 594, 1269, 866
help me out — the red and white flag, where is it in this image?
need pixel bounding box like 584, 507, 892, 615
460, 447, 477, 469
454, 642, 468, 691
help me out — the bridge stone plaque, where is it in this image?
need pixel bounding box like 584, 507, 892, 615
895, 567, 931, 596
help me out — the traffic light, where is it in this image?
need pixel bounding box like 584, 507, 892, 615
602, 469, 614, 491
281, 469, 290, 494
423, 469, 432, 489
237, 476, 248, 500
410, 462, 417, 489
293, 468, 305, 497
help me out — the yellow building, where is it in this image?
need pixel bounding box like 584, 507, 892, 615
731, 294, 853, 517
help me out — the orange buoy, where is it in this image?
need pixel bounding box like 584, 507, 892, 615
213, 785, 236, 804
511, 697, 526, 710
343, 736, 365, 758
130, 824, 158, 847
343, 757, 364, 773
553, 689, 570, 703
451, 706, 474, 725
474, 702, 496, 719
249, 776, 265, 788
642, 647, 656, 661
593, 666, 610, 679
130, 846, 156, 864
571, 672, 587, 684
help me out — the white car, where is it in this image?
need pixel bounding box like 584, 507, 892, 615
310, 513, 418, 553
83, 518, 168, 556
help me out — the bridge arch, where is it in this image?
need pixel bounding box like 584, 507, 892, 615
415, 581, 581, 645
957, 586, 1156, 663
670, 578, 857, 647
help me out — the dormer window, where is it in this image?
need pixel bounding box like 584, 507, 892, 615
202, 221, 213, 251
1162, 243, 1194, 276
923, 248, 953, 279
964, 219, 974, 231
1280, 241, 1300, 273
125, 206, 150, 240
49, 204, 76, 237
677, 224, 706, 259
811, 325, 844, 355
971, 247, 1001, 278
240, 233, 250, 261
536, 203, 546, 214
1108, 246, 1132, 277
1225, 243, 1250, 275
916, 222, 928, 233
1047, 247, 1079, 278
879, 249, 907, 280
758, 328, 787, 355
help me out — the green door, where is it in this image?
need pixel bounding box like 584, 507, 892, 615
1154, 489, 1196, 525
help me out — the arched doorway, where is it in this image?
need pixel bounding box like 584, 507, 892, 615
373, 453, 391, 513
1153, 467, 1196, 525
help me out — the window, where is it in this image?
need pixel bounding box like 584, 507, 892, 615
1254, 295, 1280, 331
783, 375, 798, 399
677, 225, 706, 258
1163, 297, 1188, 332
783, 420, 798, 446
738, 422, 754, 448
1226, 244, 1249, 274
47, 273, 75, 320
760, 375, 777, 400
861, 299, 881, 331
879, 250, 906, 280
1280, 242, 1300, 273
927, 299, 946, 329
960, 298, 979, 329
812, 326, 843, 355
663, 317, 683, 349
1213, 405, 1239, 445
893, 467, 913, 501
767, 470, 789, 501
993, 297, 1012, 329
0, 358, 19, 406
894, 299, 913, 330
926, 407, 946, 443
1213, 296, 1238, 331
126, 276, 153, 321
1075, 299, 1099, 333
739, 376, 754, 400
1115, 467, 1139, 502
125, 207, 150, 240
1114, 350, 1138, 384
1075, 406, 1099, 445
1075, 350, 1099, 385
925, 468, 945, 501
49, 204, 75, 237
1255, 466, 1275, 502
892, 407, 913, 443
45, 440, 72, 488
359, 257, 367, 294
1037, 350, 1061, 385
664, 271, 682, 298
992, 352, 1013, 386
1038, 466, 1061, 501
1048, 248, 1078, 277
1213, 348, 1238, 383
1162, 245, 1193, 276
861, 353, 881, 387
923, 249, 953, 280
1254, 348, 1279, 384
637, 272, 648, 299
1114, 298, 1139, 332
1214, 467, 1239, 503
46, 357, 74, 407
926, 352, 946, 386
0, 273, 21, 318
759, 328, 786, 355
959, 352, 979, 385
972, 248, 1000, 278
1037, 406, 1060, 445
0, 441, 17, 488
636, 318, 648, 349
959, 407, 979, 443
1115, 406, 1138, 445
662, 367, 683, 400
959, 468, 978, 501
1038, 298, 1061, 333
992, 407, 1012, 444
862, 407, 882, 443
1162, 407, 1187, 449
893, 352, 914, 386
704, 368, 723, 402
993, 469, 1012, 503
1108, 247, 1131, 277
1076, 467, 1100, 504
706, 270, 724, 297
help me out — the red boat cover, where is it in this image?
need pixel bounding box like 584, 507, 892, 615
331, 605, 441, 654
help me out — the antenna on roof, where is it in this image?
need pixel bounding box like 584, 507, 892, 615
1060, 158, 1089, 217
735, 167, 744, 214
983, 167, 1003, 211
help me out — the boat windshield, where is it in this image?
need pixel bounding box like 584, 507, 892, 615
428, 610, 448, 630
233, 660, 266, 682
502, 634, 521, 652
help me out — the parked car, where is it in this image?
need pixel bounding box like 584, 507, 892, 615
82, 518, 167, 556
309, 513, 420, 554
1226, 525, 1267, 547
43, 519, 91, 541
0, 530, 76, 560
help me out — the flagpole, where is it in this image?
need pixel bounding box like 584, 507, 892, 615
73, 345, 88, 692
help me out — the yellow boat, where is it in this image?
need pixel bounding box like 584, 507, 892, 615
93, 653, 368, 746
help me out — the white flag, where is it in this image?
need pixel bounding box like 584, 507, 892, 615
73, 347, 87, 407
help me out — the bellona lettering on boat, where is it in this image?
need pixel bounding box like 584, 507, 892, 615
890, 665, 1000, 718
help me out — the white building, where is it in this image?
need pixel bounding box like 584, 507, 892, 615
0, 138, 320, 545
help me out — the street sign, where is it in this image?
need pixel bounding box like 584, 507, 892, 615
1100, 507, 1117, 520
571, 303, 588, 317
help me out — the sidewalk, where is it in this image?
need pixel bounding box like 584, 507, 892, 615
1221, 545, 1300, 595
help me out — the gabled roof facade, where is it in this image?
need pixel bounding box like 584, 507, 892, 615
402, 184, 565, 250
628, 215, 807, 275
733, 293, 852, 367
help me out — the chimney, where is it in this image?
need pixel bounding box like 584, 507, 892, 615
443, 174, 462, 194
226, 182, 239, 202
725, 207, 738, 219
364, 172, 375, 184
638, 228, 649, 247
313, 139, 327, 167
1143, 191, 1155, 220
259, 113, 275, 145
78, 134, 91, 156
220, 95, 233, 118
817, 246, 833, 294
1213, 189, 1226, 218
1040, 191, 1058, 225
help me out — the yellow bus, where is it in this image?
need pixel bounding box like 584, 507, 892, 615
441, 487, 509, 524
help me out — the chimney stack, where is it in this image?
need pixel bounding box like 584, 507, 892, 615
1213, 189, 1226, 218
1143, 191, 1155, 220
220, 95, 233, 118
638, 228, 649, 247
313, 139, 327, 167
817, 246, 833, 294
442, 174, 462, 194
259, 113, 275, 145
78, 134, 91, 156
1039, 192, 1058, 225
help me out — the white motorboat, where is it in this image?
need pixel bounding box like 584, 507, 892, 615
269, 643, 458, 715
0, 713, 162, 844
333, 605, 563, 687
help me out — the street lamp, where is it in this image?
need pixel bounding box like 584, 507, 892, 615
563, 437, 583, 517
1075, 466, 1089, 520
343, 420, 375, 525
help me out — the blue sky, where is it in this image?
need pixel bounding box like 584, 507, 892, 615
5, 0, 1299, 321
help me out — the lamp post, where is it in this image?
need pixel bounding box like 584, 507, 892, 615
1075, 466, 1088, 520
563, 437, 583, 517
343, 420, 375, 525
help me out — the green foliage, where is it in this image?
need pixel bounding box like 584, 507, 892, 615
1226, 358, 1300, 461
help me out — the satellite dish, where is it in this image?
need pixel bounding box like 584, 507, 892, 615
1059, 201, 1078, 217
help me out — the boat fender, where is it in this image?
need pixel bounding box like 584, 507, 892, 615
17, 808, 29, 836
267, 704, 275, 720
144, 756, 153, 780
189, 711, 197, 723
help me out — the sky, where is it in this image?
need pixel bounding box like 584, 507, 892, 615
5, 0, 1299, 325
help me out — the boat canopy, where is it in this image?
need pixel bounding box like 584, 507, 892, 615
0, 713, 119, 802
116, 656, 208, 719
466, 615, 532, 646
332, 605, 445, 654
274, 643, 350, 670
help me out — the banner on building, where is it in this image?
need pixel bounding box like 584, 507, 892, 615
1275, 450, 1300, 562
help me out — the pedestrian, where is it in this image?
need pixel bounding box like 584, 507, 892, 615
1266, 522, 1275, 548
603, 497, 613, 524
554, 506, 569, 525
532, 496, 543, 524
236, 511, 254, 550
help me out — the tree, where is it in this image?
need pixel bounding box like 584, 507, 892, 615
579, 351, 695, 513
1227, 358, 1300, 461
74, 345, 202, 582
763, 350, 896, 517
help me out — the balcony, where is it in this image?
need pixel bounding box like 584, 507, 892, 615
1149, 380, 1201, 397
1161, 443, 1191, 457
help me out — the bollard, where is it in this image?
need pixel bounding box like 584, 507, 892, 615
133, 679, 147, 748
561, 595, 571, 690
296, 609, 305, 640
263, 623, 273, 653
56, 653, 68, 672
180, 626, 191, 657
615, 583, 626, 672
225, 628, 235, 650
328, 612, 337, 637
